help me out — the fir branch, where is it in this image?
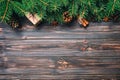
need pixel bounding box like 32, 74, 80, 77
0, 0, 119, 24
107, 0, 117, 16
69, 1, 78, 16
71, 1, 74, 16
10, 1, 26, 14
39, 0, 48, 6
79, 4, 87, 18
81, 7, 86, 18
61, 0, 68, 6
30, 0, 34, 11
0, 16, 1, 18
0, 0, 4, 3
112, 0, 116, 11
1, 0, 10, 22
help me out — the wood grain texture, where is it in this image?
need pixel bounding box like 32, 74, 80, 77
0, 22, 120, 80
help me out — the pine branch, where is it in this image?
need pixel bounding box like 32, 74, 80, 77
61, 0, 69, 6
68, 1, 78, 16
11, 1, 26, 16
1, 0, 10, 22
0, 0, 119, 24
39, 0, 49, 6
112, 0, 116, 11
106, 0, 119, 17
71, 1, 74, 15
0, 0, 4, 3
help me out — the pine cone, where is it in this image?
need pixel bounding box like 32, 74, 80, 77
63, 11, 72, 23
63, 11, 69, 17
51, 21, 58, 26
8, 19, 19, 28
103, 17, 109, 22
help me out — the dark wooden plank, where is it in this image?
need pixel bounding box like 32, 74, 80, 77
1, 68, 120, 75
5, 40, 120, 46
5, 39, 120, 51
4, 50, 120, 57
0, 26, 6, 69
4, 56, 120, 71
4, 31, 120, 40
0, 74, 119, 80
0, 22, 120, 80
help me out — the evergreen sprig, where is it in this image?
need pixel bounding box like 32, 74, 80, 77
0, 0, 120, 25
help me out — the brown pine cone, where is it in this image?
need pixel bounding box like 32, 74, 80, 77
51, 21, 58, 26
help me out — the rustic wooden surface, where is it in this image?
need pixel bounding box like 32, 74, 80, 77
0, 22, 120, 80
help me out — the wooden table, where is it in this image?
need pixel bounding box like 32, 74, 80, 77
0, 22, 120, 80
